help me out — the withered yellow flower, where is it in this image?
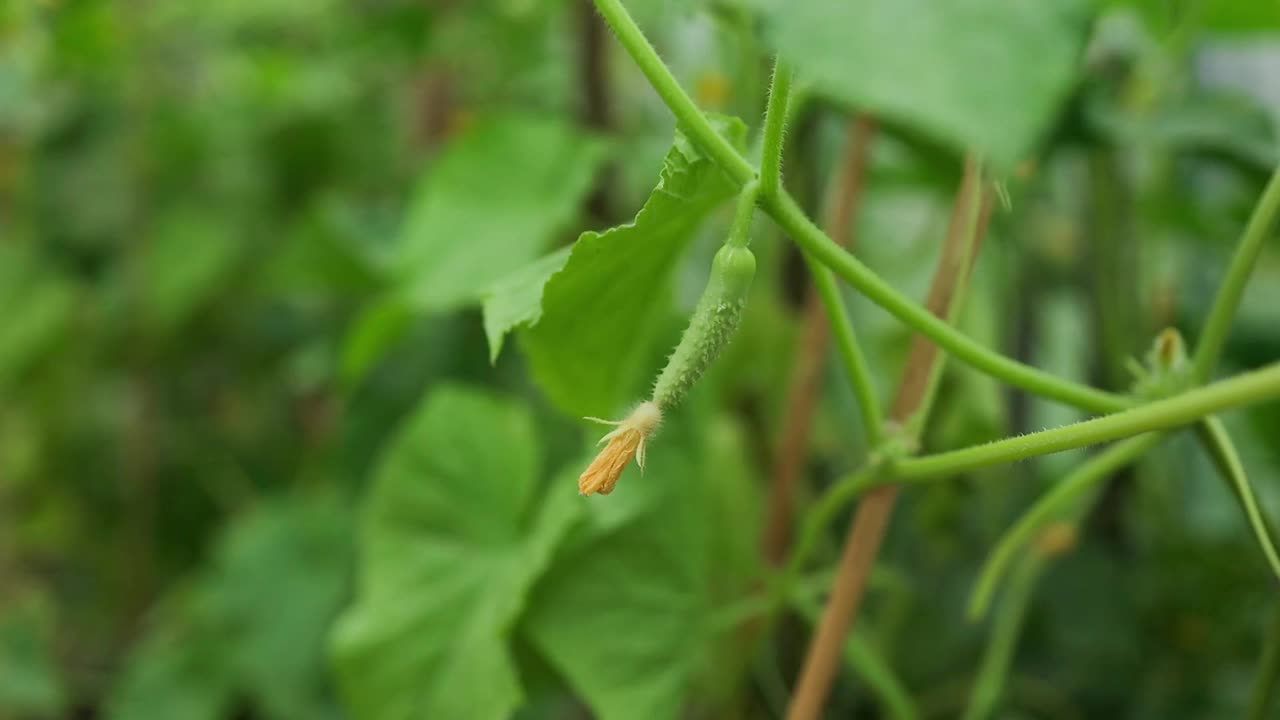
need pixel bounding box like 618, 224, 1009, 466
578, 402, 662, 496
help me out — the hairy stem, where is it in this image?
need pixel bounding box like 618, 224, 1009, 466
1192, 166, 1280, 382
760, 56, 792, 199
592, 0, 755, 183
893, 360, 1280, 481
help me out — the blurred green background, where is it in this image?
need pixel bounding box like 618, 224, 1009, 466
4, 0, 1280, 718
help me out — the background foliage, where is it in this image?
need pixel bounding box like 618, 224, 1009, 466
3, 0, 1280, 718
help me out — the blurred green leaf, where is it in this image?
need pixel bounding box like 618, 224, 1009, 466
1124, 0, 1280, 34
201, 496, 353, 719
756, 0, 1093, 168
493, 117, 745, 417
133, 208, 243, 336
1199, 0, 1280, 33
330, 385, 581, 720
521, 416, 758, 720
108, 589, 233, 720
396, 114, 607, 311
340, 297, 416, 387
109, 496, 351, 720
0, 593, 66, 717
0, 247, 75, 387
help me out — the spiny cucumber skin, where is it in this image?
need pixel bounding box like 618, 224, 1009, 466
652, 246, 755, 410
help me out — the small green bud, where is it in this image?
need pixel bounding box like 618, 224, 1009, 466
1133, 328, 1192, 399
651, 244, 755, 410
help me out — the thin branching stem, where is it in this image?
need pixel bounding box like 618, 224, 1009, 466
1194, 417, 1280, 580
807, 260, 884, 442
962, 553, 1042, 720
1192, 167, 1280, 382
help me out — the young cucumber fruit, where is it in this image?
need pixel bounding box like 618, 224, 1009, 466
651, 244, 755, 410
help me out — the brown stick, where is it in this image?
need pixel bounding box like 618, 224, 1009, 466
764, 116, 878, 566
785, 156, 992, 720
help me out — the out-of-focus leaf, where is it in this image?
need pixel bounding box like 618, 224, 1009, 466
107, 589, 233, 720
135, 208, 243, 335
340, 297, 415, 387
521, 416, 757, 720
1111, 0, 1280, 34
492, 118, 745, 417
1196, 0, 1280, 34
330, 386, 581, 720
265, 200, 387, 299
1088, 90, 1278, 172
109, 496, 352, 720
0, 593, 65, 716
395, 114, 606, 311
755, 0, 1093, 168
0, 247, 75, 387
201, 496, 353, 719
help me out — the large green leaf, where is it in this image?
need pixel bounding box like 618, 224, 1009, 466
0, 246, 75, 387
483, 117, 746, 417
330, 385, 581, 720
756, 0, 1092, 168
396, 114, 606, 311
108, 496, 352, 720
134, 207, 244, 336
0, 593, 66, 717
201, 497, 353, 719
521, 416, 759, 720
107, 589, 234, 720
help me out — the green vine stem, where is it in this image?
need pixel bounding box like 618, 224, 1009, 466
589, 0, 1129, 414
967, 433, 1162, 620
592, 0, 755, 184
762, 192, 1130, 414
1192, 167, 1280, 382
891, 360, 1280, 481
1249, 603, 1280, 720
807, 259, 884, 443
760, 56, 792, 199
1194, 417, 1280, 581
728, 180, 761, 248
961, 552, 1043, 720
783, 464, 883, 584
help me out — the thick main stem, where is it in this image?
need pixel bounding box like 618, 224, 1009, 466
891, 360, 1280, 481
787, 158, 988, 720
